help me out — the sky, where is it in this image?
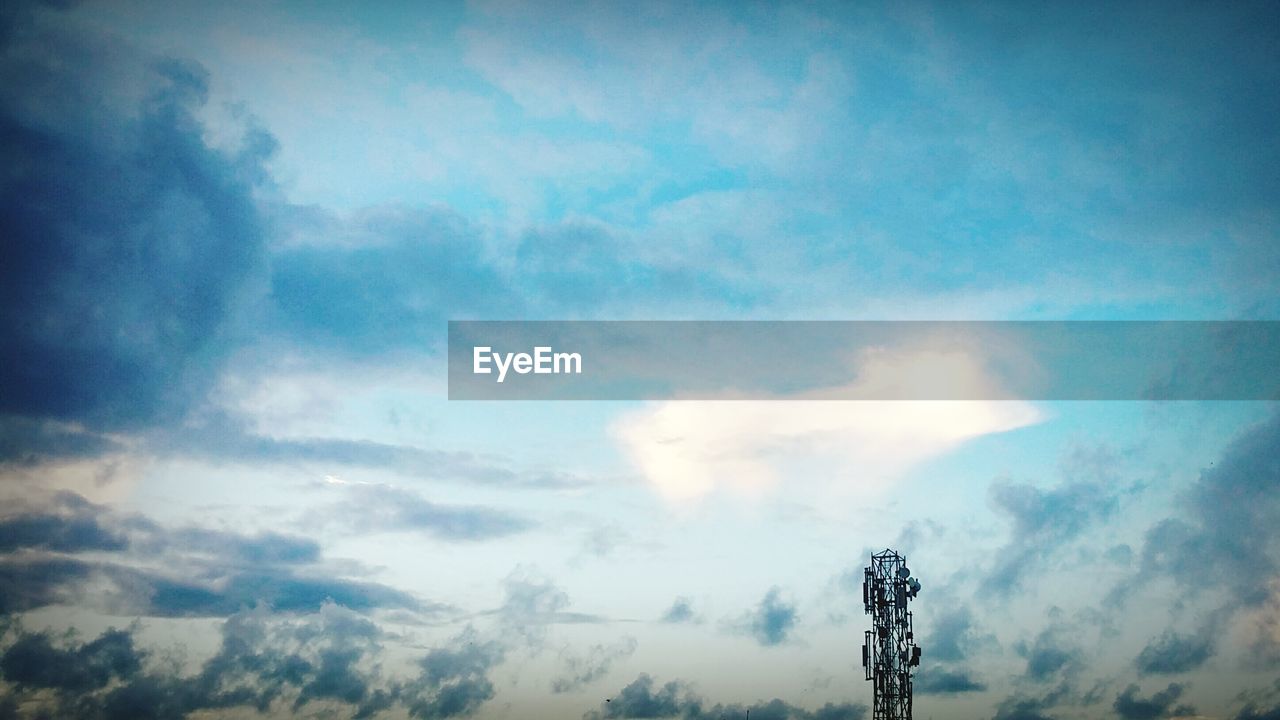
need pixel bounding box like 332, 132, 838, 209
1, 1, 1279, 719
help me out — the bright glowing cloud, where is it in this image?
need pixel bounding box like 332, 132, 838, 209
612, 346, 1042, 503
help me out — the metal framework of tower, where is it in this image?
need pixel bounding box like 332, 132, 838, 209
862, 549, 922, 720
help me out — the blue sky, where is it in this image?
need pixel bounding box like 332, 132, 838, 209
1, 1, 1279, 719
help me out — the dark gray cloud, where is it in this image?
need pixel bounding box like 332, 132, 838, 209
924, 604, 978, 663
993, 697, 1055, 720
660, 597, 697, 624
0, 627, 141, 693
0, 556, 90, 613
0, 492, 127, 553
0, 492, 430, 617
732, 587, 798, 647
992, 683, 1073, 720
0, 607, 502, 719
1237, 702, 1280, 720
594, 673, 691, 718
402, 628, 505, 719
1137, 412, 1280, 608
0, 416, 123, 465
0, 6, 272, 433
1135, 629, 1215, 676
140, 569, 424, 617
0, 553, 423, 618
984, 479, 1121, 594
588, 674, 865, 720
1112, 683, 1194, 720
913, 665, 986, 695
911, 602, 990, 695
1015, 620, 1082, 683
552, 637, 637, 694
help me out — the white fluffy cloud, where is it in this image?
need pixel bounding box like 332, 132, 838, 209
611, 346, 1042, 503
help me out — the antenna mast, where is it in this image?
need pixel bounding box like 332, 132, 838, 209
862, 549, 922, 720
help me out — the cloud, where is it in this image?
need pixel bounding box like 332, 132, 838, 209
403, 627, 506, 720
158, 410, 589, 490
0, 492, 127, 553
1137, 412, 1280, 608
0, 605, 504, 719
0, 492, 431, 617
307, 481, 533, 542
730, 587, 798, 648
993, 697, 1056, 720
552, 637, 638, 694
593, 673, 693, 718
1135, 630, 1215, 676
0, 556, 91, 614
0, 6, 273, 433
588, 673, 866, 720
269, 204, 514, 354
1113, 683, 1194, 720
1237, 702, 1280, 720
1015, 620, 1082, 683
992, 683, 1074, 720
924, 604, 979, 663
0, 627, 142, 693
913, 665, 987, 695
612, 336, 1043, 504
0, 416, 124, 466
984, 478, 1122, 594
1114, 412, 1280, 674
660, 597, 698, 624
488, 569, 608, 649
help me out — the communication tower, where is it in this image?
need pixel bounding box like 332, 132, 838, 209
862, 549, 922, 720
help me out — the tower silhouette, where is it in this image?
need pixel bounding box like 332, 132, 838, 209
862, 549, 922, 720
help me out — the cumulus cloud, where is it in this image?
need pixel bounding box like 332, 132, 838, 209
1136, 412, 1280, 608
992, 683, 1074, 720
0, 604, 504, 719
402, 627, 506, 720
984, 478, 1122, 594
613, 345, 1040, 504
0, 4, 273, 433
660, 597, 698, 624
1112, 683, 1194, 720
1237, 702, 1280, 720
1135, 629, 1216, 676
0, 627, 141, 694
588, 673, 866, 720
1015, 620, 1083, 683
1113, 412, 1280, 671
728, 587, 798, 647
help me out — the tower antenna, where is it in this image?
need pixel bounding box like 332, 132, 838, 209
862, 548, 922, 720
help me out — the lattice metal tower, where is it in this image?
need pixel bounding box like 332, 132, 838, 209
862, 549, 922, 720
